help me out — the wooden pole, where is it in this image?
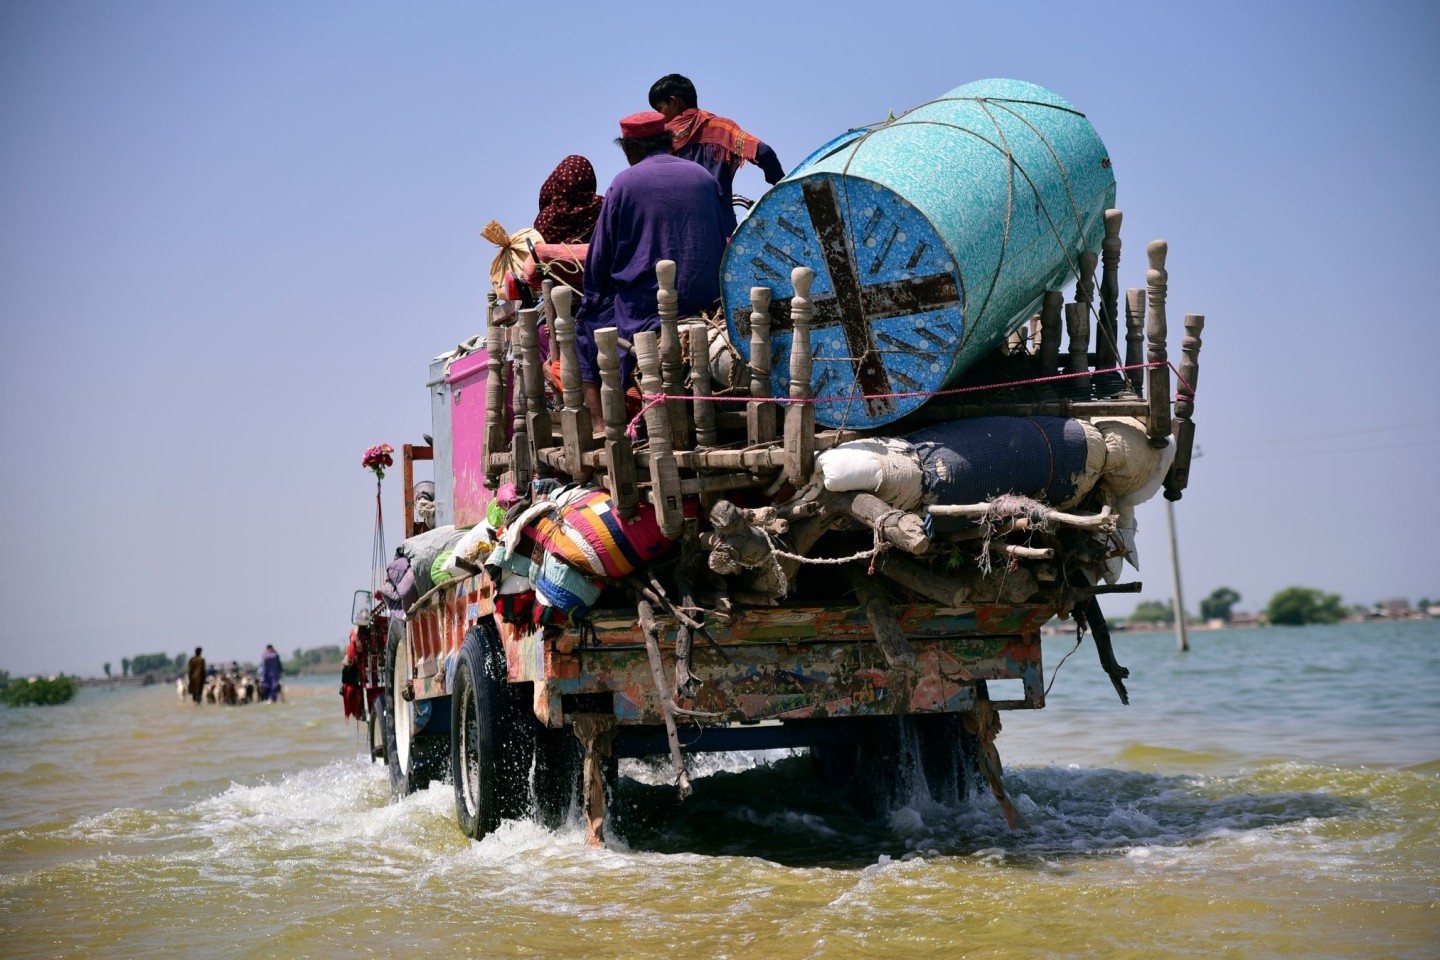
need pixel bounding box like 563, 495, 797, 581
1124, 287, 1146, 397
1145, 240, 1172, 445
540, 278, 557, 354
784, 267, 816, 485
1165, 313, 1205, 501
1065, 302, 1091, 400
596, 327, 638, 517
688, 322, 717, 448
655, 260, 689, 450
637, 597, 693, 800
1075, 250, 1098, 334
634, 330, 685, 538
1037, 290, 1064, 391
1166, 498, 1190, 653
509, 335, 531, 493
483, 321, 507, 490
551, 286, 592, 481
1096, 210, 1123, 396
517, 307, 551, 478
746, 286, 775, 445
845, 568, 916, 669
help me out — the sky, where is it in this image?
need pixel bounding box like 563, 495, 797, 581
2, 0, 1437, 677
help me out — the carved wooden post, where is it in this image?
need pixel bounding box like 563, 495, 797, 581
510, 335, 532, 493
1145, 240, 1172, 444
597, 327, 638, 518
687, 322, 717, 448
518, 307, 551, 478
1164, 313, 1205, 500
541, 278, 557, 354
655, 260, 689, 451
1124, 287, 1146, 397
483, 321, 507, 489
1037, 290, 1063, 376
634, 330, 685, 538
552, 287, 592, 480
746, 286, 775, 445
1075, 251, 1098, 334
1065, 302, 1091, 400
1096, 210, 1123, 395
784, 267, 816, 485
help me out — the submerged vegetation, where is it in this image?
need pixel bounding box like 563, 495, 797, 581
1, 674, 80, 707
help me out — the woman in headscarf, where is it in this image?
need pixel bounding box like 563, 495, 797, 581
534, 155, 604, 244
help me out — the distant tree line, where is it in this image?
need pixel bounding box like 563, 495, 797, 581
1126, 584, 1384, 628
285, 645, 345, 676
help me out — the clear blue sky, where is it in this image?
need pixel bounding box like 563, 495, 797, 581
2, 1, 1436, 676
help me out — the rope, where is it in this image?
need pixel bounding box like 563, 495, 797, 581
1043, 632, 1084, 698
369, 478, 386, 602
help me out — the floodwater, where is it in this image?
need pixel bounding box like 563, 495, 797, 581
2, 621, 1436, 959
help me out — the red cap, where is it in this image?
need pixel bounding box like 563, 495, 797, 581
619, 111, 667, 139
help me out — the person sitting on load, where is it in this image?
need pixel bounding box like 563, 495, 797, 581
575, 111, 727, 426
526, 154, 605, 294
649, 73, 785, 235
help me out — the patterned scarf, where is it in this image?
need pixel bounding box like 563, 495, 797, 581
666, 108, 760, 169
534, 155, 604, 244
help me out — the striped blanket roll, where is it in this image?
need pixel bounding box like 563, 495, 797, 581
533, 488, 673, 579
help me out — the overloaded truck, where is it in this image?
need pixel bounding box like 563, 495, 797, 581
347, 79, 1205, 846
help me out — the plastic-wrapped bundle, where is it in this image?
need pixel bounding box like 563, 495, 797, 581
908, 417, 1100, 507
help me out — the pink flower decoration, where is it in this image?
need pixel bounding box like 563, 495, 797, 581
362, 443, 395, 479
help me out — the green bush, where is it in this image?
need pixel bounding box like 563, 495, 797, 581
1265, 586, 1345, 626
2, 675, 80, 707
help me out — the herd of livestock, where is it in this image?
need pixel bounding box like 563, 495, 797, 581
174, 669, 280, 706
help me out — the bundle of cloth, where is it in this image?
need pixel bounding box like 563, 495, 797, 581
378, 525, 468, 618
482, 484, 677, 628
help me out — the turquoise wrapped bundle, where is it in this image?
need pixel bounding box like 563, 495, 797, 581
720, 78, 1117, 429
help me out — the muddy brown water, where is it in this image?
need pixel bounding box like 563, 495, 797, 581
2, 621, 1436, 958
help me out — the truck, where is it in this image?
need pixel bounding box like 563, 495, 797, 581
346, 79, 1205, 847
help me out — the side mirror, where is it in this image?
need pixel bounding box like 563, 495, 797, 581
351, 589, 375, 626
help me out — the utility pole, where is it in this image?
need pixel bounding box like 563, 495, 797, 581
1166, 498, 1190, 652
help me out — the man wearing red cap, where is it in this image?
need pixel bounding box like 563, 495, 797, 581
576, 110, 727, 422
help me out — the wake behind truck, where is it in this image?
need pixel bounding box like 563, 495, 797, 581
346, 79, 1205, 846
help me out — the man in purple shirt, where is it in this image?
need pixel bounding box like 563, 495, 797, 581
577, 110, 727, 424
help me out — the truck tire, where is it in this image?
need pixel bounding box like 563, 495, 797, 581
368, 699, 385, 763
850, 717, 904, 818
451, 622, 533, 839
383, 620, 448, 798
911, 713, 980, 803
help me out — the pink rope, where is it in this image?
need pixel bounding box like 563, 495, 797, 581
626, 360, 1196, 439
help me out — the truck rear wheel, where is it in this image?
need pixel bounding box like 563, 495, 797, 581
532, 728, 578, 829
912, 713, 980, 803
383, 620, 447, 797
452, 622, 533, 839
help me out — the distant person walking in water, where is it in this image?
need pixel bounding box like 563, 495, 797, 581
186, 647, 205, 705
260, 644, 283, 703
